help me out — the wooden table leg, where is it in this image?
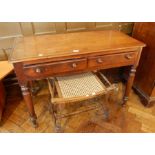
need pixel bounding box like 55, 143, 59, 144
21, 85, 37, 127
122, 66, 136, 106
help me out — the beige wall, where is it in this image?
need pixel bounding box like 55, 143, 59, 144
0, 22, 134, 60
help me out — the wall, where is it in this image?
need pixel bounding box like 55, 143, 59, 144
0, 22, 134, 60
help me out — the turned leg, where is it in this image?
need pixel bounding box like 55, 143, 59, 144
49, 103, 63, 132
54, 104, 65, 133
48, 102, 58, 130
21, 85, 37, 127
122, 66, 136, 106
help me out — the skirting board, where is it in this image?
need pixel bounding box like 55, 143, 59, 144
133, 85, 155, 107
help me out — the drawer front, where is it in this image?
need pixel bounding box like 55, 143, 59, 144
23, 58, 87, 78
88, 52, 137, 69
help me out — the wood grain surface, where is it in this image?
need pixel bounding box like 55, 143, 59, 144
11, 30, 145, 62
0, 61, 13, 80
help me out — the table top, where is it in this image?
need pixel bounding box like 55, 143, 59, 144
0, 61, 13, 80
10, 30, 145, 63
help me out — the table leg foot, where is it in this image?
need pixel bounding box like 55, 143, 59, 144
122, 66, 136, 106
121, 96, 128, 106
30, 115, 38, 128
21, 85, 38, 128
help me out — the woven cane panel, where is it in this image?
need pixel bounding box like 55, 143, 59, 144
56, 72, 105, 98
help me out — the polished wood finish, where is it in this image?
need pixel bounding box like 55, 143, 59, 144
20, 85, 37, 127
123, 66, 136, 104
88, 52, 137, 69
0, 22, 134, 61
23, 58, 87, 79
10, 30, 145, 126
0, 22, 134, 60
10, 30, 144, 62
132, 23, 155, 106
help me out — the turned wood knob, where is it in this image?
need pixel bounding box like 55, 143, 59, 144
97, 58, 103, 63
72, 63, 77, 68
125, 54, 133, 59
35, 68, 42, 73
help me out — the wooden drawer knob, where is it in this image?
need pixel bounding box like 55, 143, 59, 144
97, 58, 103, 63
125, 54, 133, 59
72, 63, 77, 68
35, 68, 42, 73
